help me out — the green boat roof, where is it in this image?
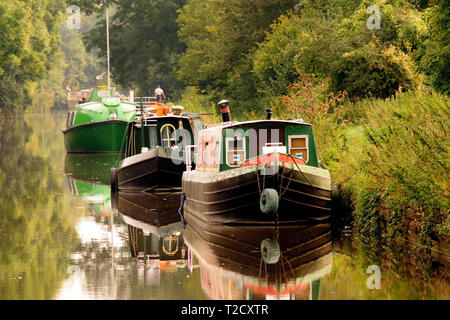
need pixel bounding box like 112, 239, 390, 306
68, 99, 136, 127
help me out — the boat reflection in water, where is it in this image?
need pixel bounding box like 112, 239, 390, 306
113, 191, 187, 283
65, 153, 120, 215
183, 216, 332, 300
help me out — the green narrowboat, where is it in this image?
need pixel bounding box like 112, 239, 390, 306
62, 87, 136, 153
181, 100, 332, 223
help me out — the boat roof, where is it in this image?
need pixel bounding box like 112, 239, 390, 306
202, 119, 311, 133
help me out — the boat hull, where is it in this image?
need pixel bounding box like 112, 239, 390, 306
116, 147, 186, 192
62, 120, 129, 153
182, 160, 332, 224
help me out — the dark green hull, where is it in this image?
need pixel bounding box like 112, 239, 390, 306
63, 120, 128, 153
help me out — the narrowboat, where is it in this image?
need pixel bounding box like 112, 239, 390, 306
111, 105, 203, 192
181, 100, 332, 223
62, 86, 136, 153
183, 217, 332, 300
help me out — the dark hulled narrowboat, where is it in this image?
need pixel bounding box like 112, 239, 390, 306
111, 105, 202, 192
181, 101, 332, 223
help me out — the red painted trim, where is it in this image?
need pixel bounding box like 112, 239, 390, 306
241, 152, 306, 168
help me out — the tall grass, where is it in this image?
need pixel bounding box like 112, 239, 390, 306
315, 91, 449, 243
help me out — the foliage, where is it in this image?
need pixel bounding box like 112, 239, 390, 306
254, 0, 424, 101
415, 0, 450, 94
176, 87, 220, 125
301, 90, 450, 243
83, 0, 186, 100
0, 0, 67, 113
61, 14, 104, 94
332, 44, 417, 98
281, 74, 347, 123
177, 0, 299, 111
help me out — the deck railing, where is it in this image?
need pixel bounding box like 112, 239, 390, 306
132, 96, 157, 104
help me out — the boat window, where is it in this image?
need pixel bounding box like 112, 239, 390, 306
67, 112, 76, 128
148, 125, 157, 149
288, 135, 308, 162
160, 124, 176, 148
226, 135, 246, 167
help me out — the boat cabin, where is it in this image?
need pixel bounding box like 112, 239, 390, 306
66, 97, 136, 129
195, 104, 319, 172
125, 107, 203, 157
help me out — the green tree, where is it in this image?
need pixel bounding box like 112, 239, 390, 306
253, 0, 424, 100
415, 0, 450, 94
177, 0, 299, 111
83, 0, 186, 100
0, 0, 67, 113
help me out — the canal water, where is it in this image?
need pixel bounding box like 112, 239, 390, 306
0, 112, 448, 300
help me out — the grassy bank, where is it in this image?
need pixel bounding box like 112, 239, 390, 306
313, 91, 449, 244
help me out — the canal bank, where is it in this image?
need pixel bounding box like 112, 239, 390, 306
302, 90, 449, 246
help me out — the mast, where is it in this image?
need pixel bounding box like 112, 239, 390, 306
106, 5, 111, 98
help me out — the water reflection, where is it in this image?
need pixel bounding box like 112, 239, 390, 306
0, 112, 447, 300
58, 187, 205, 299
0, 113, 80, 299
183, 218, 332, 300
65, 153, 122, 185
65, 153, 117, 217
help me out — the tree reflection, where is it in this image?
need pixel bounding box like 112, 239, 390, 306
0, 113, 80, 299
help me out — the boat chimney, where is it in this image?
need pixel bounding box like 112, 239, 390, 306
265, 108, 272, 120
217, 100, 231, 122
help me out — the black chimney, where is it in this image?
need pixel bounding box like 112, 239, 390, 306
217, 100, 231, 122
265, 108, 272, 120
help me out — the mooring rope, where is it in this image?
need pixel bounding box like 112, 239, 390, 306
279, 166, 294, 199
287, 153, 314, 189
